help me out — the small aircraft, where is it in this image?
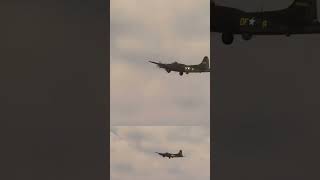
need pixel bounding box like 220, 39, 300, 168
212, 0, 320, 45
149, 56, 211, 76
155, 150, 184, 159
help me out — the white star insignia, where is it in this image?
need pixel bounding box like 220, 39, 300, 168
249, 17, 255, 26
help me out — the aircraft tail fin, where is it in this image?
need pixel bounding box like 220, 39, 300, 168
178, 150, 183, 156
288, 0, 318, 23
200, 56, 210, 69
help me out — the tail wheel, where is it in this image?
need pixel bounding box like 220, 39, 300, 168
179, 72, 183, 76
222, 33, 234, 45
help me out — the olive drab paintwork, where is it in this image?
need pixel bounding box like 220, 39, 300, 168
211, 0, 320, 45
155, 150, 184, 159
149, 56, 211, 76
239, 17, 268, 28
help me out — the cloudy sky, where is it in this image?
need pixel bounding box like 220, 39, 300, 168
110, 0, 210, 126
110, 126, 210, 180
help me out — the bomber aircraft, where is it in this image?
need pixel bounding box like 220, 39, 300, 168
155, 150, 184, 159
211, 0, 320, 45
149, 56, 210, 76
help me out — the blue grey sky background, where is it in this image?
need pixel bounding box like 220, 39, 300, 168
110, 126, 210, 180
111, 0, 210, 125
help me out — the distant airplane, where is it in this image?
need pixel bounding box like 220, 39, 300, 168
155, 150, 184, 159
212, 0, 320, 45
149, 56, 211, 76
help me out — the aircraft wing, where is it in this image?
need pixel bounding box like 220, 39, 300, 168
155, 152, 165, 157
149, 61, 165, 67
149, 61, 162, 65
149, 61, 167, 69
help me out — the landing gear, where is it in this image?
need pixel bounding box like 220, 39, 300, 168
222, 32, 234, 45
179, 72, 183, 76
166, 69, 171, 73
241, 33, 252, 40
186, 72, 189, 74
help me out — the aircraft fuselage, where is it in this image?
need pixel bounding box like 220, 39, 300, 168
149, 56, 210, 76
213, 6, 320, 34
160, 63, 210, 73
211, 0, 320, 44
157, 152, 183, 158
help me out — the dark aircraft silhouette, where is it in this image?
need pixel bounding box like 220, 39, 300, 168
149, 56, 210, 76
155, 150, 184, 159
212, 0, 320, 45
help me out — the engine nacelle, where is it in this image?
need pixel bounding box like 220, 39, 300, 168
222, 33, 234, 45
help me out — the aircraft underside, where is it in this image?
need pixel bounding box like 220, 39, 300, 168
165, 70, 186, 76
165, 69, 210, 76
165, 68, 184, 76
219, 24, 320, 45
150, 57, 210, 75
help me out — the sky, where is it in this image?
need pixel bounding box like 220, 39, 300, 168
213, 0, 320, 179
110, 0, 210, 126
110, 126, 210, 180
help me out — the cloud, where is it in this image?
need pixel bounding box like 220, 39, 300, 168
110, 0, 210, 125
110, 126, 210, 180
